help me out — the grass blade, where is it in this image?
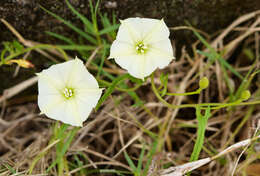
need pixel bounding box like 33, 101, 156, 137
124, 151, 136, 171
95, 74, 129, 110
65, 0, 95, 35
45, 31, 75, 44
41, 6, 97, 45
137, 144, 146, 173
57, 45, 96, 50
143, 139, 158, 175
99, 24, 120, 35
47, 127, 79, 172
190, 106, 211, 162
191, 27, 243, 80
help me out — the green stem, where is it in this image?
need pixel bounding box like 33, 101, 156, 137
1, 44, 69, 64
98, 79, 142, 92
150, 73, 260, 109
165, 89, 202, 96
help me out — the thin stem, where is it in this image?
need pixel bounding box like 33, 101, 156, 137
1, 44, 69, 64
98, 79, 142, 92
150, 73, 260, 109
165, 89, 201, 96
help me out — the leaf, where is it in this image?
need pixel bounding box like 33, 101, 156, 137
243, 48, 255, 61
97, 41, 107, 78
65, 0, 95, 35
47, 127, 79, 172
143, 139, 158, 175
124, 151, 137, 171
160, 73, 168, 97
95, 74, 129, 110
45, 31, 75, 45
137, 144, 146, 173
57, 45, 96, 50
190, 106, 211, 162
197, 49, 243, 80
99, 24, 120, 35
6, 59, 34, 68
41, 6, 97, 45
13, 40, 24, 52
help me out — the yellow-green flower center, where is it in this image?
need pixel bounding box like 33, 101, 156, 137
135, 43, 148, 54
63, 88, 74, 99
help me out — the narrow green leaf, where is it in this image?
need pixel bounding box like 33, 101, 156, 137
57, 45, 96, 50
47, 127, 78, 172
4, 164, 16, 174
143, 139, 158, 175
94, 0, 100, 17
193, 27, 243, 80
95, 74, 129, 110
45, 31, 75, 44
161, 73, 168, 97
235, 59, 258, 99
97, 41, 107, 78
220, 58, 243, 80
190, 106, 211, 162
41, 6, 97, 45
65, 0, 95, 35
99, 24, 120, 35
13, 40, 24, 52
137, 144, 146, 173
124, 151, 137, 171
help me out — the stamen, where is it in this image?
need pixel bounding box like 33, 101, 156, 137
63, 88, 73, 98
136, 43, 148, 54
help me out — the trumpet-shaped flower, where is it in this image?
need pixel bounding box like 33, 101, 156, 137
109, 17, 174, 80
37, 57, 102, 126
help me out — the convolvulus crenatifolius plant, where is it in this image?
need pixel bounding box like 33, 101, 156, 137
1, 1, 257, 175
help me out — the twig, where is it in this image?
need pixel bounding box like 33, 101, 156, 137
0, 76, 38, 103
159, 135, 260, 176
85, 46, 101, 67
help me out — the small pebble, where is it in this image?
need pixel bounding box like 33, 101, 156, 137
105, 1, 117, 9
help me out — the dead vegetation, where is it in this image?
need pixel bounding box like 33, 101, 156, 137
0, 10, 260, 176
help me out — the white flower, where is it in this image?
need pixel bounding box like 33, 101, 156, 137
37, 57, 102, 127
109, 17, 174, 80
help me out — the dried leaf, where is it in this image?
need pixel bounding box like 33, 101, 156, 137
7, 59, 34, 68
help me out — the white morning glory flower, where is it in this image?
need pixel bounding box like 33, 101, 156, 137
37, 57, 102, 127
109, 17, 174, 80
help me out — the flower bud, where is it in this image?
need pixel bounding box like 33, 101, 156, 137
241, 90, 251, 101
199, 77, 209, 89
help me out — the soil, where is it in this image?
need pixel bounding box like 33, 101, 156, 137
1, 0, 259, 42
0, 0, 259, 91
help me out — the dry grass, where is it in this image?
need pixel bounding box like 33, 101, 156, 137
0, 11, 260, 176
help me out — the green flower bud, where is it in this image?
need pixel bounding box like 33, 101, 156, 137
199, 77, 209, 89
241, 90, 251, 101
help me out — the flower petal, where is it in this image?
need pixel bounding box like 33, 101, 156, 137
114, 54, 147, 79
109, 40, 135, 59
142, 19, 170, 43
38, 94, 64, 115
44, 99, 82, 126
38, 57, 103, 126
119, 18, 170, 44
38, 74, 61, 96
109, 17, 173, 79
67, 58, 100, 89
116, 18, 142, 44
76, 89, 103, 122
149, 39, 174, 62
